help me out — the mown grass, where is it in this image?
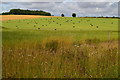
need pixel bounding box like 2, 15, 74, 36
2, 17, 119, 78
2, 17, 118, 31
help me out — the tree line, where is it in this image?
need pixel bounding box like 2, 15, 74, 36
61, 13, 119, 18
2, 9, 51, 16
61, 13, 76, 17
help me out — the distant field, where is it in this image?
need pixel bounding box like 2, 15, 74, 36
2, 15, 119, 78
2, 16, 118, 31
2, 16, 118, 42
0, 15, 57, 21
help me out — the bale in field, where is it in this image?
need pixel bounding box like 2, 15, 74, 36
2, 26, 8, 29
90, 24, 93, 26
111, 22, 113, 24
73, 26, 75, 28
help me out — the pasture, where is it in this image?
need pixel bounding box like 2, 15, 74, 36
2, 15, 119, 78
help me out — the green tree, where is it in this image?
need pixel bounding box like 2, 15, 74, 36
3, 9, 51, 16
61, 14, 64, 17
72, 13, 76, 17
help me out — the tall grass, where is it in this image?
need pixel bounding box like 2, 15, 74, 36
2, 37, 118, 78
2, 17, 118, 78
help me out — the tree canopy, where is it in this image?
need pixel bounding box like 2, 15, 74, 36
72, 13, 76, 17
2, 9, 51, 16
61, 14, 64, 17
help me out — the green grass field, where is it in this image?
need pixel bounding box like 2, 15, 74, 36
2, 17, 119, 78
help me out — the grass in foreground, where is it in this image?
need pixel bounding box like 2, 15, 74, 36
2, 17, 119, 78
3, 39, 118, 78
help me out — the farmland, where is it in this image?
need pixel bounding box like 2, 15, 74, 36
1, 15, 57, 21
2, 15, 119, 78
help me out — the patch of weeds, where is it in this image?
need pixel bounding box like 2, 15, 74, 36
45, 40, 58, 52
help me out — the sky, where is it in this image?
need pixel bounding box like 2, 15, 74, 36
1, 0, 119, 17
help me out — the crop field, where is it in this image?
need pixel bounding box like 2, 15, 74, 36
1, 15, 119, 78
1, 15, 57, 21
